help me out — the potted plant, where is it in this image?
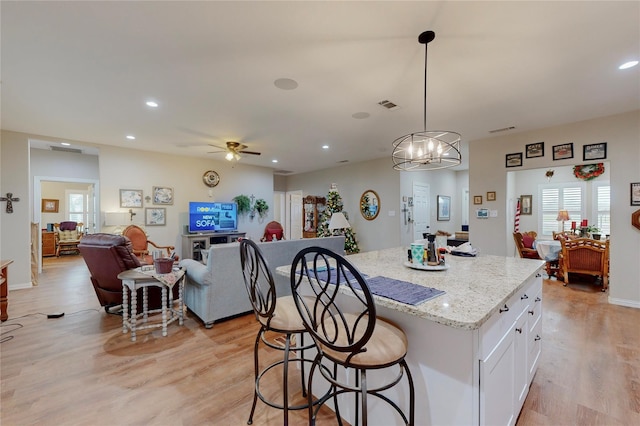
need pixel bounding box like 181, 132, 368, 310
233, 195, 251, 216
254, 198, 269, 218
585, 225, 601, 240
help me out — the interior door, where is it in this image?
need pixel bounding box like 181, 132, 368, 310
413, 182, 430, 241
287, 191, 303, 240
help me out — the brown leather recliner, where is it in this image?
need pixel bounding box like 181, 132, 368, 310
78, 233, 176, 312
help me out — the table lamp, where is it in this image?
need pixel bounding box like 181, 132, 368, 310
328, 212, 351, 235
556, 210, 570, 231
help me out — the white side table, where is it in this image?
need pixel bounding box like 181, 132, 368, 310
118, 267, 185, 342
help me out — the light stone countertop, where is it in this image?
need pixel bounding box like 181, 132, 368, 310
276, 247, 545, 330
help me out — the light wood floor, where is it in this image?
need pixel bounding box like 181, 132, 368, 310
1, 256, 639, 425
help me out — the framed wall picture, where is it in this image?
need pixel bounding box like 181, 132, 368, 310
552, 143, 574, 161
120, 189, 143, 208
152, 186, 174, 205
41, 199, 59, 213
583, 142, 607, 161
437, 195, 451, 221
631, 182, 640, 206
525, 142, 544, 158
476, 208, 489, 219
487, 191, 496, 201
520, 195, 533, 215
145, 207, 166, 226
473, 195, 482, 205
506, 152, 523, 168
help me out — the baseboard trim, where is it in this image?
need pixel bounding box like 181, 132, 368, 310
9, 282, 34, 291
608, 297, 640, 309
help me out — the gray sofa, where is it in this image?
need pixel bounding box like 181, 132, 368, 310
179, 236, 345, 328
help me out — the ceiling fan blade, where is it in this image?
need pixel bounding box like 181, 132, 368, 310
238, 150, 261, 156
208, 143, 227, 150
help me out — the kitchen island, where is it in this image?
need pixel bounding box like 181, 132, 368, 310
277, 247, 545, 425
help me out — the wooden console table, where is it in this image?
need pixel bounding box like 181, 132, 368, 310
1, 259, 14, 321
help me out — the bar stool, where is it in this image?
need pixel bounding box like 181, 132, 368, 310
239, 239, 316, 425
291, 246, 415, 425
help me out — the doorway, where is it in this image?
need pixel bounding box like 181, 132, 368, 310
34, 176, 100, 274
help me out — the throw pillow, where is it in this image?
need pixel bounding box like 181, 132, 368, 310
522, 234, 534, 249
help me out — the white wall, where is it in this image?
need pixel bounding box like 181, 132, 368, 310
1, 130, 277, 290
469, 110, 640, 307
96, 145, 275, 251
284, 157, 401, 253
508, 164, 610, 238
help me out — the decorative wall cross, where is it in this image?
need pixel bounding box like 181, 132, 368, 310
0, 193, 20, 213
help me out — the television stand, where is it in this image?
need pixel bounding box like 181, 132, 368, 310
182, 232, 246, 262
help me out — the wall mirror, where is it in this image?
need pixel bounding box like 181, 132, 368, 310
360, 189, 380, 220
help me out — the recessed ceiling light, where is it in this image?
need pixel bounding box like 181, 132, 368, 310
619, 60, 639, 70
322, 145, 329, 150
274, 78, 298, 90
272, 159, 278, 163
126, 135, 136, 140
60, 142, 70, 146
146, 100, 159, 107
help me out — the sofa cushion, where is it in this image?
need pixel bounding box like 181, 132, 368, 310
59, 229, 80, 241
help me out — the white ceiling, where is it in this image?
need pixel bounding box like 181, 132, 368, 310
2, 1, 639, 174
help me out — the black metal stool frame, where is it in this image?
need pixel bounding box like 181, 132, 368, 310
290, 246, 415, 426
240, 239, 319, 425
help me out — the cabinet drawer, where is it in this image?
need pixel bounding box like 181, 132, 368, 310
528, 317, 542, 380
480, 292, 521, 360
480, 271, 542, 360
528, 287, 542, 332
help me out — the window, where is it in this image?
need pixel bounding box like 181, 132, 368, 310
540, 183, 585, 236
593, 183, 610, 236
67, 191, 88, 224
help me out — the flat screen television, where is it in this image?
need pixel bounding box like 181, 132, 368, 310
188, 201, 238, 233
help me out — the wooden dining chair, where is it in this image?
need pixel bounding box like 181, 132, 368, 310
560, 238, 610, 291
513, 232, 540, 259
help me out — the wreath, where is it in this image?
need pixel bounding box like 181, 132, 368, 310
573, 163, 604, 181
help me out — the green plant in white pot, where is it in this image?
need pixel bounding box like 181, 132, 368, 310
254, 199, 269, 219
233, 195, 251, 216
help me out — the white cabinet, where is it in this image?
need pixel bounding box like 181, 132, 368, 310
479, 270, 542, 425
480, 325, 516, 425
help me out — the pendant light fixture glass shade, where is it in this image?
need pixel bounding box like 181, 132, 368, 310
392, 31, 462, 171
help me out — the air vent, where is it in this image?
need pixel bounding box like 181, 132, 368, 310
273, 169, 294, 175
50, 146, 83, 154
378, 100, 400, 111
488, 126, 516, 134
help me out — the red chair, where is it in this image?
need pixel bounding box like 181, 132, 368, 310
260, 221, 285, 242
513, 232, 540, 259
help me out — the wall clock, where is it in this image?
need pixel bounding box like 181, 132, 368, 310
202, 170, 220, 187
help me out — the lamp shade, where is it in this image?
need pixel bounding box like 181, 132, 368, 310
328, 212, 350, 230
556, 210, 570, 221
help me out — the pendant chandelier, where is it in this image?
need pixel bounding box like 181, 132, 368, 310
392, 31, 462, 171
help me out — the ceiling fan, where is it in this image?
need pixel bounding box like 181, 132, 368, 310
208, 141, 261, 161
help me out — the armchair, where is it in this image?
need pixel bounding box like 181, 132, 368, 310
78, 233, 177, 312
54, 221, 84, 256
122, 225, 176, 264
560, 238, 610, 291
513, 231, 540, 259
260, 221, 285, 242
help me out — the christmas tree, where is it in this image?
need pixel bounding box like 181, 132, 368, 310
317, 188, 360, 254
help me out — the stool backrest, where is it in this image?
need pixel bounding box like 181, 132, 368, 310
290, 246, 375, 365
239, 239, 277, 326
